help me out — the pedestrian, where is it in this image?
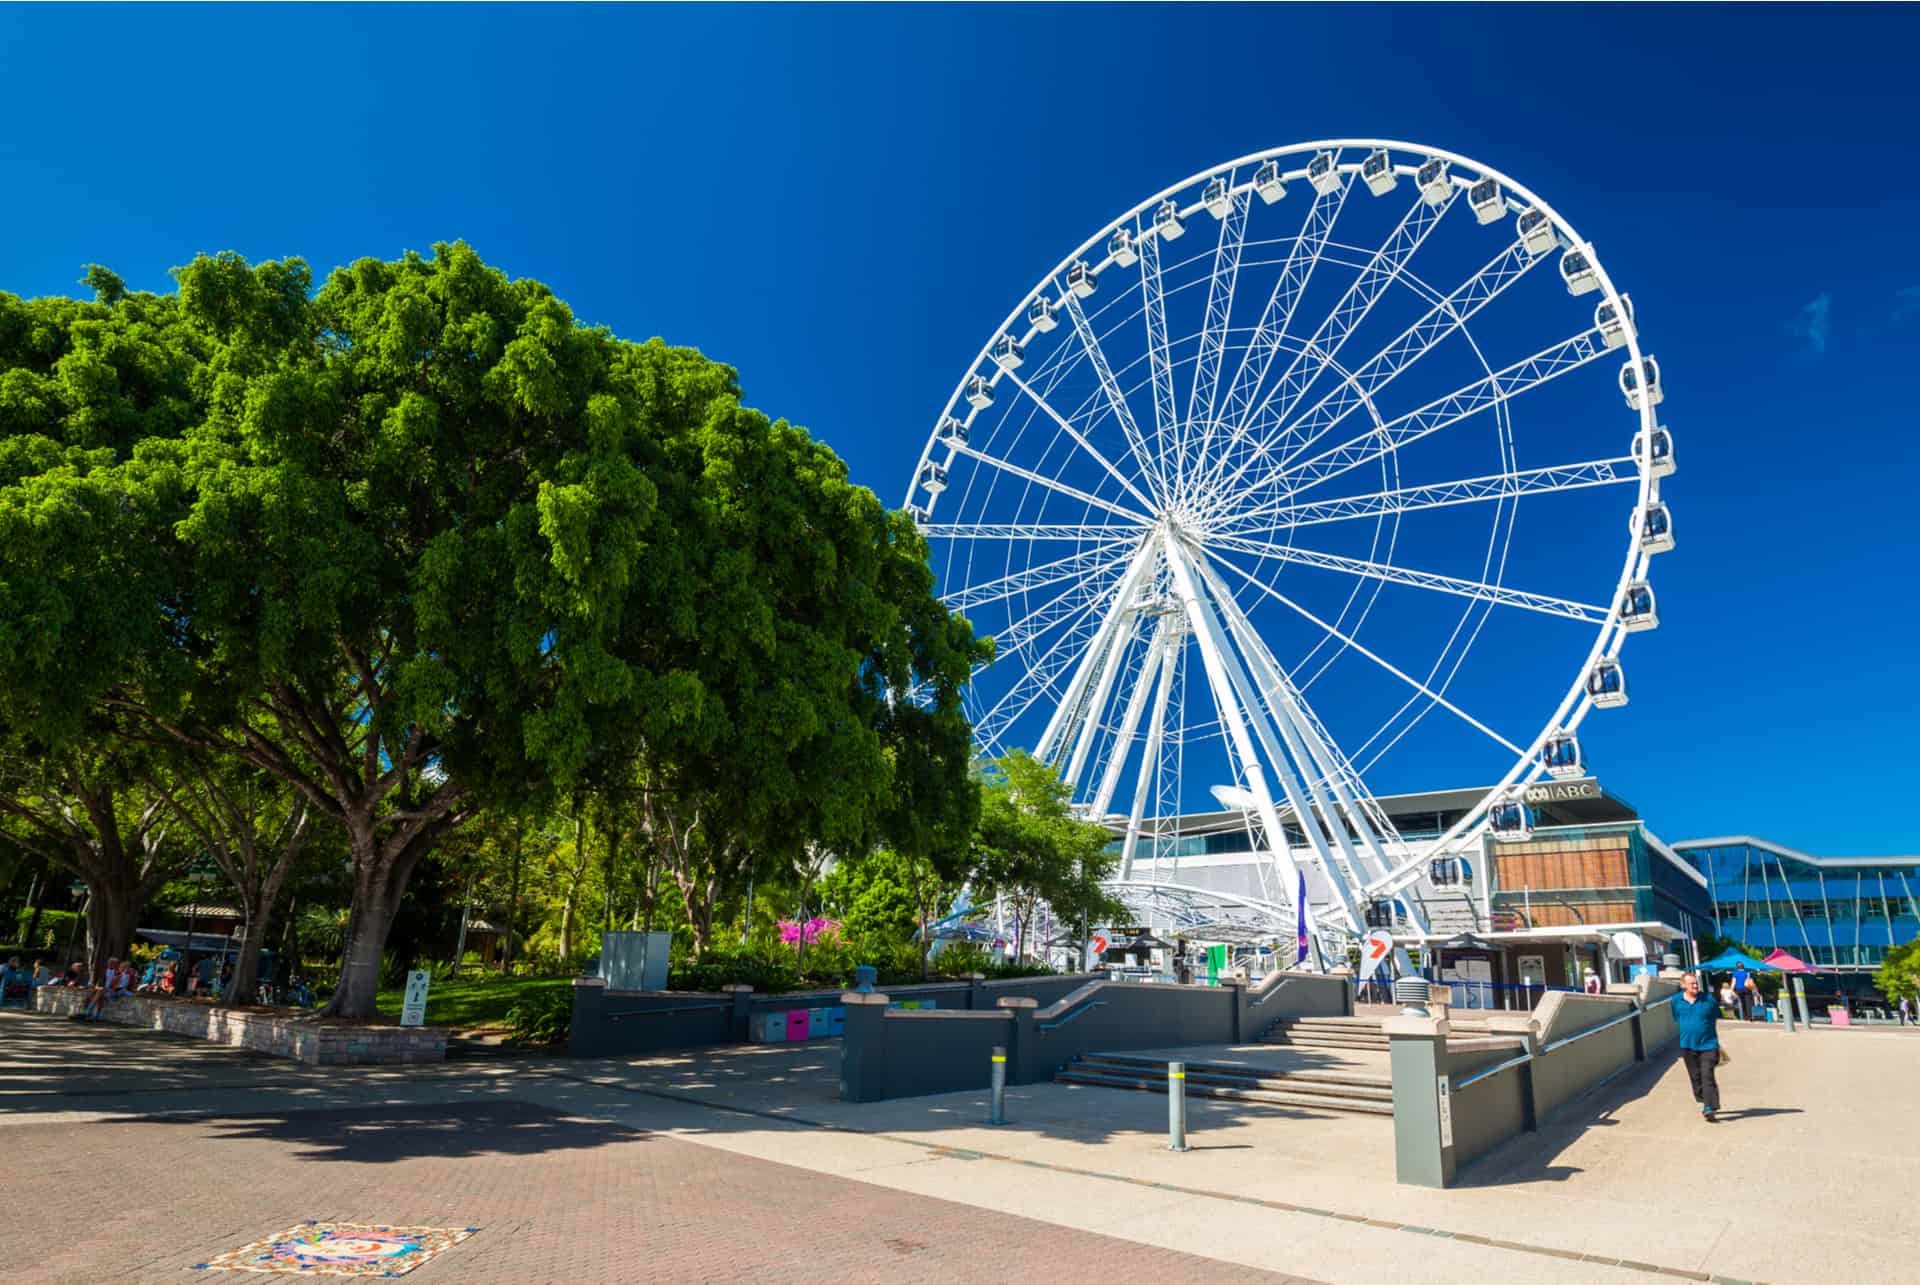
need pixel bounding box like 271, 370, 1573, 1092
1900, 996, 1913, 1027
1742, 974, 1760, 1022
1731, 963, 1752, 1020
1583, 968, 1603, 995
1718, 980, 1736, 1015
75, 957, 118, 1020
1670, 970, 1724, 1122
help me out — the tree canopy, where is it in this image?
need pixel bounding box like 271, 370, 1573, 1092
0, 243, 986, 1013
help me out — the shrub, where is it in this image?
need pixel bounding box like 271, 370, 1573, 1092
504, 988, 572, 1045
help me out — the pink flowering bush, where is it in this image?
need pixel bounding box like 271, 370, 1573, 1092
777, 916, 842, 946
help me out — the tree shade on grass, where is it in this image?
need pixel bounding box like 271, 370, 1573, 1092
371, 974, 572, 1030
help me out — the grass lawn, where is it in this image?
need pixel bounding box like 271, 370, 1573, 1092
370, 974, 571, 1029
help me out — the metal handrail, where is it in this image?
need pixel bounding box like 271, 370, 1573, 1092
1037, 1000, 1107, 1031
1539, 1003, 1641, 1053
606, 1002, 730, 1022
1453, 1048, 1534, 1090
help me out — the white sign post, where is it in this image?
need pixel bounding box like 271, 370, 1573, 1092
400, 969, 432, 1027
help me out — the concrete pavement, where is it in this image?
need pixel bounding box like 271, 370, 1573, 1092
4, 1009, 1915, 1282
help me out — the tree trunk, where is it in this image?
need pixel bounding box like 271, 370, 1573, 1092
319, 813, 435, 1019
83, 875, 139, 981
226, 904, 273, 1006
502, 827, 523, 974
328, 885, 401, 1018
22, 865, 47, 954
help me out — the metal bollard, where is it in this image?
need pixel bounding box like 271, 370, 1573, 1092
1167, 1061, 1189, 1151
989, 1045, 1007, 1125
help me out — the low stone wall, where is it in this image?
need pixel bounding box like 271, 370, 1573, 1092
32, 986, 446, 1065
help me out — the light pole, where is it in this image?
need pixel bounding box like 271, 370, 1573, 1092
65, 880, 88, 968
183, 866, 215, 995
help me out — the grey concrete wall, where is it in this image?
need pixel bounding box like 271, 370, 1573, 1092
570, 973, 1098, 1060
1448, 1065, 1530, 1168
1241, 969, 1354, 1034
1530, 993, 1641, 1120
840, 971, 1353, 1102
568, 982, 738, 1057
1020, 981, 1238, 1080
1395, 979, 1684, 1186
839, 1005, 1014, 1102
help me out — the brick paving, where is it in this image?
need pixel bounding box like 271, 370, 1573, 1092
0, 1018, 1311, 1284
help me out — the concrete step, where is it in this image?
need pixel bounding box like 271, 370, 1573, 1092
1262, 1032, 1392, 1051
1076, 1054, 1392, 1102
1057, 1064, 1393, 1116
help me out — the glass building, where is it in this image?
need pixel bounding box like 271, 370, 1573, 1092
1673, 836, 1920, 984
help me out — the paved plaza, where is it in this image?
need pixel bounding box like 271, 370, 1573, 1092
2, 1010, 1916, 1283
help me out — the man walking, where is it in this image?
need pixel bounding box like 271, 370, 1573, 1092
1671, 970, 1723, 1122
1900, 996, 1913, 1027
1731, 962, 1752, 1021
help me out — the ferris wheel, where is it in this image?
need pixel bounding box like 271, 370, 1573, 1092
905, 140, 1673, 951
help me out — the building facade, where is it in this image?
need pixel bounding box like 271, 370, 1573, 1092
1673, 836, 1920, 987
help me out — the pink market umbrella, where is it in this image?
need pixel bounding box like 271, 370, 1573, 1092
1762, 949, 1814, 973
1763, 949, 1815, 1026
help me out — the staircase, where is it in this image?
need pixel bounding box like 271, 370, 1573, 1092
1262, 1015, 1400, 1053
1262, 1014, 1489, 1053
1056, 1052, 1393, 1116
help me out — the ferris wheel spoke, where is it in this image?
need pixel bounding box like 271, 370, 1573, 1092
974, 601, 1116, 750
944, 540, 1138, 612
1233, 328, 1609, 518
1199, 238, 1537, 516
998, 366, 1161, 514
978, 559, 1124, 660
1215, 179, 1352, 443
1202, 545, 1529, 758
1210, 534, 1608, 623
1219, 456, 1637, 536
1060, 292, 1167, 502
1219, 187, 1458, 483
1137, 228, 1180, 490
920, 522, 1144, 542
1183, 187, 1251, 486
949, 441, 1154, 525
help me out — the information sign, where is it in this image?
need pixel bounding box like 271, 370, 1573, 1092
400, 969, 431, 1027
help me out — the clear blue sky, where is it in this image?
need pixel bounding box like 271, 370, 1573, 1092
1, 4, 1914, 854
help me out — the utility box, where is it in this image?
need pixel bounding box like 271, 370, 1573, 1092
598, 931, 671, 992
754, 1011, 788, 1043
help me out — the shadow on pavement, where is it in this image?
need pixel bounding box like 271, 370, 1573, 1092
114, 1097, 649, 1163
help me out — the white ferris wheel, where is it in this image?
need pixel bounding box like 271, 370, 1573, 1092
905, 140, 1673, 956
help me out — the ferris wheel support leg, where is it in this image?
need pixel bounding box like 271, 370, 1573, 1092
1034, 542, 1159, 767
1093, 621, 1170, 819
1063, 617, 1137, 796
1118, 626, 1177, 882
1160, 535, 1353, 957
1169, 540, 1373, 946
1200, 556, 1434, 941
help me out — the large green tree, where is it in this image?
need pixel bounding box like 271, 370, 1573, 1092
970, 750, 1123, 961
0, 244, 984, 1016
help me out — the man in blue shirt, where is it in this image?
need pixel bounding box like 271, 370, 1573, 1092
1731, 964, 1751, 1020
1671, 971, 1722, 1121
